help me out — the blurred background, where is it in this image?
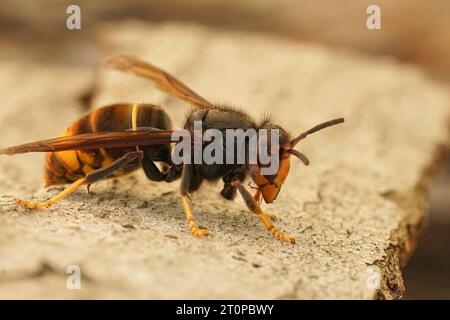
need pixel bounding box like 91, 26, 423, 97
0, 0, 449, 299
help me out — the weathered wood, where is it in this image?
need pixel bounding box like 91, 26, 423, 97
0, 22, 448, 299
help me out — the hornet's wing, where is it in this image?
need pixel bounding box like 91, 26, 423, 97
0, 129, 200, 155
104, 55, 214, 109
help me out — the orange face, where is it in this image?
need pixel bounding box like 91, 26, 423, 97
249, 153, 291, 203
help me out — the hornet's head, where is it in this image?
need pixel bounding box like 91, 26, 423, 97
249, 118, 345, 204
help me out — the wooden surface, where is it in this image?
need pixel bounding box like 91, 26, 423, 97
0, 22, 449, 299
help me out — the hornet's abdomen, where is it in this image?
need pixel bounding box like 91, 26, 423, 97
44, 103, 172, 186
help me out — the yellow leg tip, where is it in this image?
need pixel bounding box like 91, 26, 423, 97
259, 212, 294, 243
190, 226, 211, 237
15, 199, 49, 209
271, 229, 296, 244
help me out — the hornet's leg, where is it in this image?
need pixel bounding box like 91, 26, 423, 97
253, 189, 262, 203
142, 159, 165, 181
231, 180, 295, 243
179, 164, 210, 237
220, 166, 247, 200
141, 155, 182, 183
16, 151, 143, 209
253, 189, 277, 222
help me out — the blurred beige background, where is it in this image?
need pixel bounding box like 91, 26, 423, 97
1, 0, 449, 81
